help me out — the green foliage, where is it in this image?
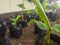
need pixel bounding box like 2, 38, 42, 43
51, 24, 60, 33
28, 19, 35, 24
28, 0, 60, 45
31, 10, 36, 14
28, 20, 47, 30
42, 0, 48, 9
32, 0, 50, 30
17, 4, 25, 9
10, 15, 21, 26
34, 20, 47, 30
16, 15, 21, 21
51, 2, 59, 11
26, 10, 36, 15
26, 9, 31, 14
17, 0, 60, 45
44, 35, 49, 44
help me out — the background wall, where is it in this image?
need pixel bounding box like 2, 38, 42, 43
0, 0, 10, 14
0, 0, 35, 14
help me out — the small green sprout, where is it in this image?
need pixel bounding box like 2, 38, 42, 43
10, 15, 21, 26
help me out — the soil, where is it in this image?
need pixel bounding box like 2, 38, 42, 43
37, 38, 60, 45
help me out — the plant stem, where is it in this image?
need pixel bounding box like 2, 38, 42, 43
22, 8, 24, 21
22, 0, 25, 21
47, 28, 51, 45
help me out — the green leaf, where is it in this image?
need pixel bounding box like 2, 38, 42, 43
17, 4, 25, 9
28, 19, 35, 24
51, 24, 60, 33
12, 22, 16, 26
32, 0, 50, 30
34, 20, 47, 30
9, 18, 16, 22
31, 10, 36, 14
44, 35, 49, 45
28, 19, 47, 30
44, 35, 48, 42
42, 0, 48, 9
10, 15, 21, 26
26, 9, 31, 14
16, 15, 21, 22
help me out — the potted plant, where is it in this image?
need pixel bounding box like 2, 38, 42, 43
28, 0, 60, 45
24, 10, 38, 22
17, 1, 28, 28
17, 1, 38, 28
0, 18, 7, 38
0, 18, 11, 45
7, 15, 22, 38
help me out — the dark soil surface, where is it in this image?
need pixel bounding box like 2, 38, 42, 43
37, 38, 60, 45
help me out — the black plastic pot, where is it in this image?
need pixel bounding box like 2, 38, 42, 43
35, 16, 39, 20
45, 12, 57, 22
19, 20, 27, 28
16, 17, 27, 28
6, 19, 12, 26
50, 34, 60, 43
24, 13, 36, 22
0, 35, 11, 45
0, 18, 7, 38
35, 33, 60, 45
9, 25, 22, 38
25, 14, 31, 22
0, 24, 7, 38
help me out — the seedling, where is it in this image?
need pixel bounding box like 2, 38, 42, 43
28, 0, 60, 45
10, 15, 21, 26
17, 0, 25, 21
18, 4, 31, 21
26, 9, 31, 15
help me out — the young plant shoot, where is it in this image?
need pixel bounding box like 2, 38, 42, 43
10, 15, 21, 26
28, 0, 60, 45
17, 1, 25, 21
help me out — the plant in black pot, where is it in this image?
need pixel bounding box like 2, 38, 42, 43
24, 10, 32, 22
24, 10, 36, 22
0, 18, 7, 38
25, 10, 39, 23
0, 18, 11, 45
28, 0, 60, 45
17, 1, 38, 28
8, 15, 23, 38
6, 15, 17, 26
17, 1, 28, 28
30, 10, 37, 19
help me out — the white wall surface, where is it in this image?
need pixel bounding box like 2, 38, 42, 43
0, 0, 35, 14
0, 0, 10, 13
